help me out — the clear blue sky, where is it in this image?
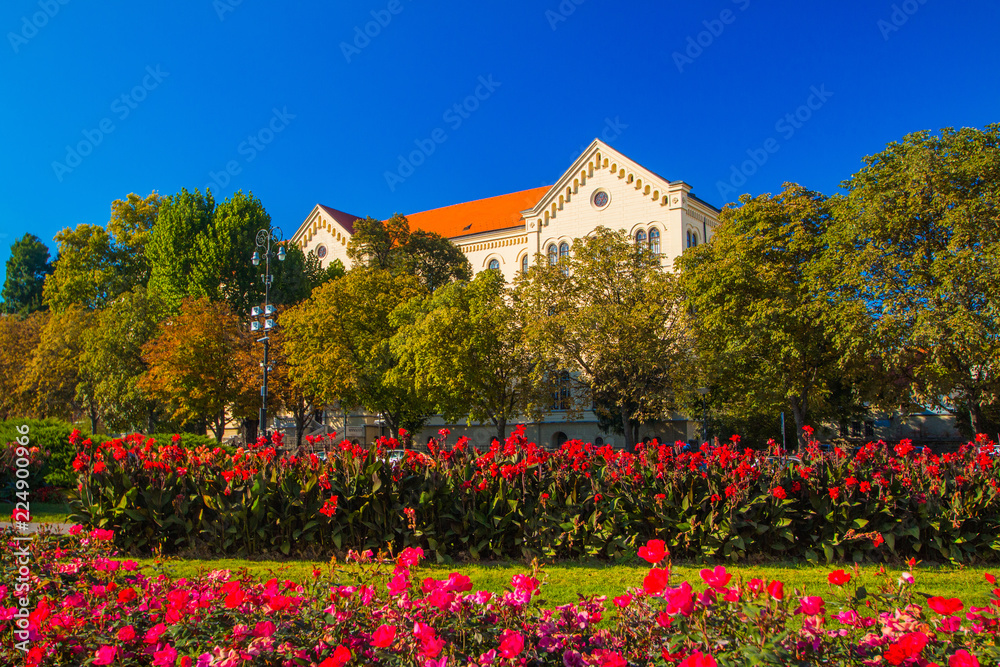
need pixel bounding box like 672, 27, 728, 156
1, 0, 998, 270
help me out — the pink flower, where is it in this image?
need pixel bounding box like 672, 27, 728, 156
388, 572, 409, 595
797, 596, 825, 616
69, 525, 83, 535
94, 646, 118, 665
593, 649, 627, 667
950, 650, 980, 667
398, 547, 424, 567
253, 621, 276, 638
145, 623, 167, 644
699, 566, 731, 590
767, 580, 784, 600
153, 644, 178, 667
638, 539, 668, 565
928, 597, 963, 615
117, 625, 136, 641
91, 528, 114, 541
643, 568, 670, 595
498, 630, 524, 659
884, 632, 928, 665
678, 652, 717, 667
319, 645, 351, 667
372, 624, 396, 648
445, 572, 472, 593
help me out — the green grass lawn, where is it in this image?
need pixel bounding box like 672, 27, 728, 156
134, 556, 998, 609
0, 501, 72, 524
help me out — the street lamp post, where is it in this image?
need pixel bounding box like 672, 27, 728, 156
697, 387, 709, 444
250, 228, 286, 440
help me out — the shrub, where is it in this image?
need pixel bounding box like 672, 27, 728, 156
0, 418, 76, 488
67, 426, 1000, 564
1, 530, 998, 665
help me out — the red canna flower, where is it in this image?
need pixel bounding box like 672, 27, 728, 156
771, 487, 787, 499
319, 496, 339, 517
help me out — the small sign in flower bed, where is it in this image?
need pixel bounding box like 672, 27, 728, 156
2, 530, 999, 665
67, 427, 1000, 563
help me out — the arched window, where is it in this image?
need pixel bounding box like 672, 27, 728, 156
649, 228, 660, 255
548, 244, 558, 265
686, 230, 699, 249
488, 259, 500, 271
636, 230, 647, 247
559, 242, 570, 262
521, 254, 528, 274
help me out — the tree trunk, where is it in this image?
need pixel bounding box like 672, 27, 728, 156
789, 395, 807, 451
496, 415, 507, 444
89, 407, 99, 436
621, 403, 635, 452
241, 418, 258, 446
971, 402, 985, 437
146, 407, 157, 436
212, 410, 226, 442
294, 397, 307, 451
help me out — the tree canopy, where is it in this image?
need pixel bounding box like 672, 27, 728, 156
830, 125, 1000, 435
2, 233, 51, 315
391, 269, 549, 441
516, 227, 693, 450
283, 267, 432, 438
347, 214, 471, 292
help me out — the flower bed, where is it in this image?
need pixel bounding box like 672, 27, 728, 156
2, 530, 999, 666
68, 427, 1000, 563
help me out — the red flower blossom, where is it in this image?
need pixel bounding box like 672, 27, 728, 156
638, 539, 668, 565
873, 534, 885, 548
498, 630, 524, 658
828, 486, 840, 500
828, 569, 851, 586
771, 487, 787, 499
678, 651, 717, 667
319, 496, 339, 517
643, 568, 670, 595
928, 597, 963, 615
319, 645, 351, 667
884, 632, 928, 665
372, 624, 396, 648
700, 565, 731, 590
949, 649, 980, 667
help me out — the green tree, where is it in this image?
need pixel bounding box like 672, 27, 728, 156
2, 233, 52, 315
678, 184, 851, 449
283, 268, 432, 438
140, 297, 255, 440
347, 214, 471, 292
515, 228, 693, 451
43, 193, 159, 311
81, 288, 169, 433
303, 250, 345, 290
391, 269, 548, 442
147, 189, 215, 311
831, 126, 1000, 435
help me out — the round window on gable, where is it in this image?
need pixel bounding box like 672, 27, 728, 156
316, 245, 328, 259
592, 189, 610, 209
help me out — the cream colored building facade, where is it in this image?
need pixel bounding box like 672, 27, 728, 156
290, 140, 721, 448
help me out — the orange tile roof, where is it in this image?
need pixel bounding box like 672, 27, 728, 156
405, 186, 551, 240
